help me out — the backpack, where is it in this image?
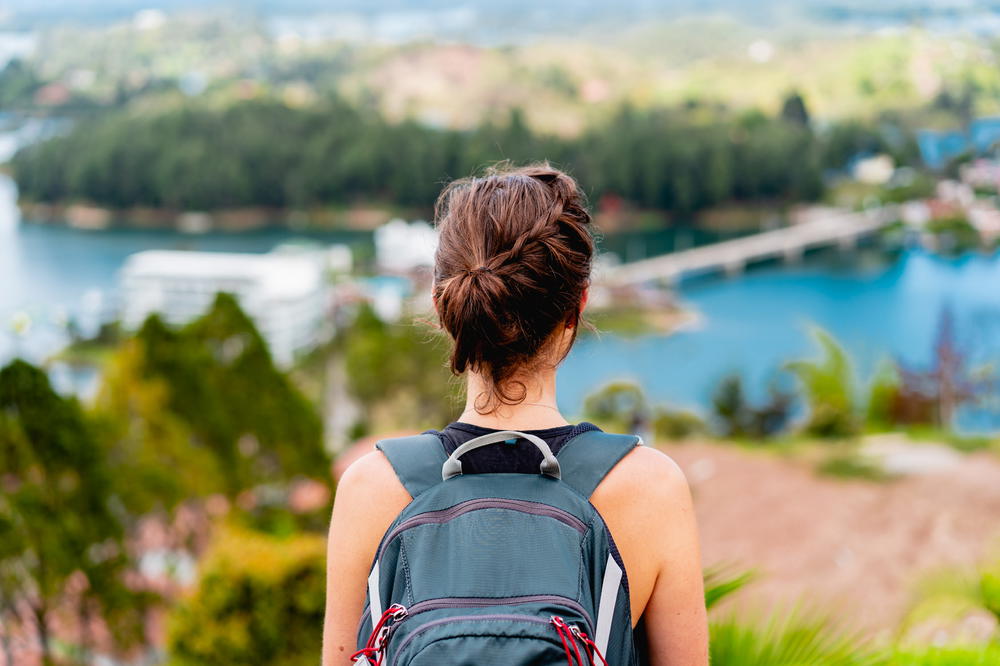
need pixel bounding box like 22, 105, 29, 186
352, 428, 643, 666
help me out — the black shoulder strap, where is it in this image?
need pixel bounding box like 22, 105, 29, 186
555, 431, 643, 499
376, 433, 448, 499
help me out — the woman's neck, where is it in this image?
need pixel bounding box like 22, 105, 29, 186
458, 368, 569, 430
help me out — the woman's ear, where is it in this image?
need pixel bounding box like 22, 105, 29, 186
580, 287, 589, 313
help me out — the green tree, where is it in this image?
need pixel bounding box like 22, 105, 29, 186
10, 98, 836, 216
92, 339, 225, 512
342, 304, 461, 432
0, 360, 146, 663
135, 293, 328, 494
780, 90, 811, 127
0, 59, 41, 108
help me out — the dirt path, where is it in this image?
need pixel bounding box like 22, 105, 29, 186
662, 441, 1000, 634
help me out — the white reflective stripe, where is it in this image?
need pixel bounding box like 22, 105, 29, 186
367, 562, 382, 627
594, 554, 623, 656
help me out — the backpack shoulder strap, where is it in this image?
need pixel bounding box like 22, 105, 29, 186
375, 433, 448, 499
556, 430, 644, 499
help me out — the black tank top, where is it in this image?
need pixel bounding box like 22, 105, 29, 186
422, 421, 601, 474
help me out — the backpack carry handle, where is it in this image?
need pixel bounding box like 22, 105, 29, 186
441, 430, 561, 481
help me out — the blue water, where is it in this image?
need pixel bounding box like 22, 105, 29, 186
0, 176, 371, 363
560, 248, 1000, 431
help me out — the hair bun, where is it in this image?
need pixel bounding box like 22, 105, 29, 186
432, 162, 594, 413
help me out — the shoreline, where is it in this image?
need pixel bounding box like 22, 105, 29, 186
17, 200, 427, 233
16, 198, 785, 236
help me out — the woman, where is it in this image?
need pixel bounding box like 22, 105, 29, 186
323, 164, 708, 665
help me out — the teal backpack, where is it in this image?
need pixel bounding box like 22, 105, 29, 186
353, 429, 644, 665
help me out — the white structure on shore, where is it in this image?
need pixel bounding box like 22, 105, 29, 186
375, 218, 438, 272
120, 248, 331, 366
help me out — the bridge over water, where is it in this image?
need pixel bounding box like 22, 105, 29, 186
602, 207, 899, 287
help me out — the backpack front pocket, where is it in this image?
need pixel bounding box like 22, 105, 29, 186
388, 613, 583, 666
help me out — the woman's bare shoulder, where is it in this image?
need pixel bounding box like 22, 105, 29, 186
333, 450, 412, 522
340, 449, 405, 487
594, 444, 692, 508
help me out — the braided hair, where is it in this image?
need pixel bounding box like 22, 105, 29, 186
432, 162, 594, 413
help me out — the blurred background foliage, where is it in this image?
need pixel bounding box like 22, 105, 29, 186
165, 526, 325, 666
0, 296, 331, 664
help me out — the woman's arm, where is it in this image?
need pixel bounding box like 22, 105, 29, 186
640, 450, 709, 665
592, 446, 709, 666
322, 451, 412, 666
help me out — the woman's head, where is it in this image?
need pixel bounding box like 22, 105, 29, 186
432, 162, 594, 413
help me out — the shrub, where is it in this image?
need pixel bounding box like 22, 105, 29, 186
980, 562, 1000, 622
711, 374, 793, 439
652, 406, 706, 441
702, 565, 887, 664
167, 526, 326, 666
582, 381, 648, 434
704, 566, 755, 611
817, 451, 889, 482
898, 560, 1000, 650
712, 374, 749, 436
709, 608, 883, 666
925, 216, 981, 254
786, 327, 859, 438
866, 360, 900, 432
891, 644, 1000, 665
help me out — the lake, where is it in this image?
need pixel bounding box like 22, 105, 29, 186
0, 176, 371, 364
4, 173, 1000, 430
562, 246, 1000, 431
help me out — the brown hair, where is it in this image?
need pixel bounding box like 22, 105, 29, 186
432, 162, 594, 413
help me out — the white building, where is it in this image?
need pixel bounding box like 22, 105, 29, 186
375, 218, 438, 273
120, 249, 330, 366
851, 154, 894, 185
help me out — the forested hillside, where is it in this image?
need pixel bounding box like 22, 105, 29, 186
12, 97, 895, 213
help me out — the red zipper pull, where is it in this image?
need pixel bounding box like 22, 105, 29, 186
550, 616, 586, 666
569, 624, 610, 666
351, 604, 408, 664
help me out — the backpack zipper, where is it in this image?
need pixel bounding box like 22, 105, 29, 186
389, 614, 560, 666
403, 594, 594, 633
357, 594, 593, 645
378, 497, 587, 560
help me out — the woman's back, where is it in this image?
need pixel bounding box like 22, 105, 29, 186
324, 422, 706, 664
322, 164, 707, 665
